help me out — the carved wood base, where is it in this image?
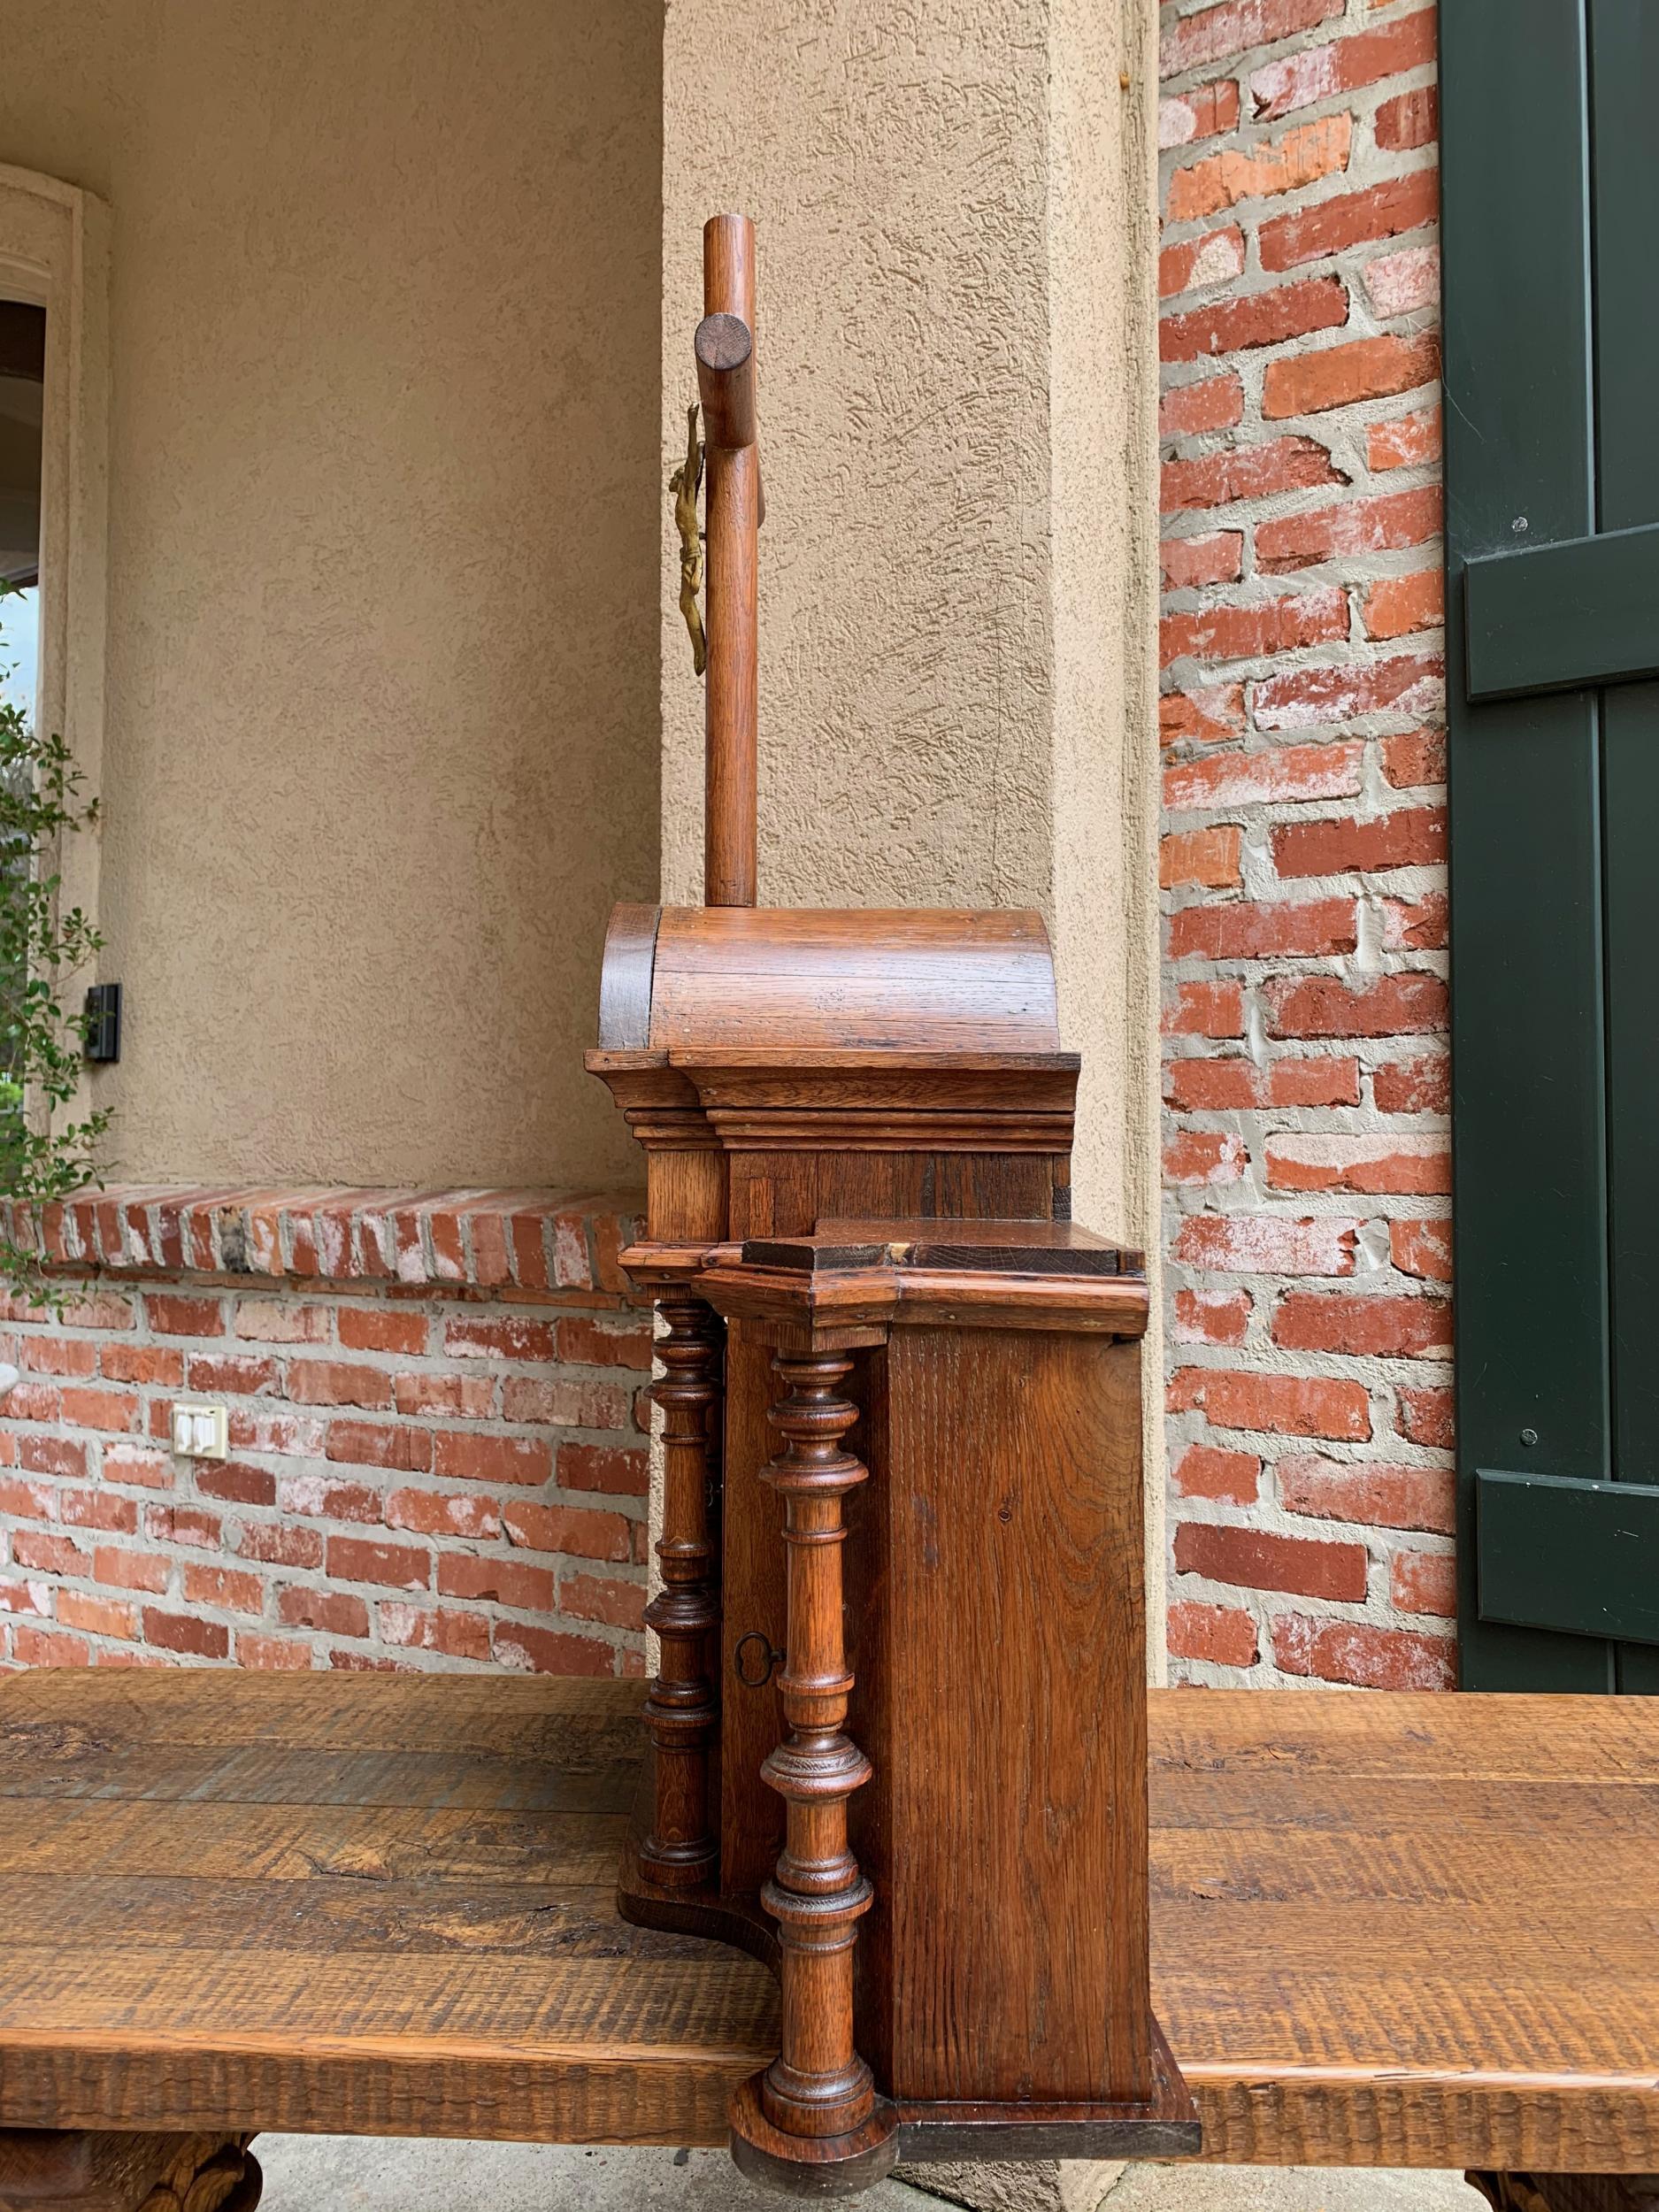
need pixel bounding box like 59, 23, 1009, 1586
0, 2135, 258, 2212
892, 2017, 1200, 2164
1468, 2175, 1659, 2212
620, 1772, 1201, 2191
729, 2074, 901, 2197
617, 1748, 777, 1968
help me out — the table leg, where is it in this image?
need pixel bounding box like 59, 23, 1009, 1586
1468, 2171, 1659, 2212
0, 2132, 259, 2212
729, 1347, 898, 2194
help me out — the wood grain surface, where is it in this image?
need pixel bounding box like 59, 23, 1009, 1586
700, 215, 759, 910
0, 1674, 776, 2146
593, 903, 659, 1051
1152, 1690, 1659, 2169
645, 907, 1064, 1053
3, 1671, 1659, 2170
695, 314, 757, 450
746, 1349, 882, 2147
862, 1327, 1150, 2104
0, 2126, 255, 2212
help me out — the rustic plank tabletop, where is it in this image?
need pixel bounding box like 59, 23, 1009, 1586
0, 1671, 1653, 2172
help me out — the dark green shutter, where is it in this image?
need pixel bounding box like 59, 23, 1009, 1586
1446, 0, 1659, 1688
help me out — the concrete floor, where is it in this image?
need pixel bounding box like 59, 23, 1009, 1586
257, 2134, 1480, 2212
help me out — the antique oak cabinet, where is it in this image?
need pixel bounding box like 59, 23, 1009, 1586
586, 213, 1194, 2192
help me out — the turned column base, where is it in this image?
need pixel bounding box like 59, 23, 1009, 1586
729, 2075, 900, 2200
0, 2133, 259, 2212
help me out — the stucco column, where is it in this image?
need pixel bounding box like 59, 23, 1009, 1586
659, 0, 1164, 1658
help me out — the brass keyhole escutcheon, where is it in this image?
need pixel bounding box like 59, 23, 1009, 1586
734, 1631, 783, 1688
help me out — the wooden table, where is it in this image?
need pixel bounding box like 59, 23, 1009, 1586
0, 1672, 1654, 2212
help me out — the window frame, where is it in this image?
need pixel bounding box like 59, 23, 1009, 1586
0, 164, 111, 960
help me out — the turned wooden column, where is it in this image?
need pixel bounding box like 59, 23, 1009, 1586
755, 1348, 879, 2140
640, 1289, 722, 1888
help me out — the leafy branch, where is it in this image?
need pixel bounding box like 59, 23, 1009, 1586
0, 582, 111, 1303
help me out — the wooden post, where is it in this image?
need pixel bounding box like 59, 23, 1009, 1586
756, 1349, 878, 2139
639, 1288, 722, 1889
701, 212, 759, 909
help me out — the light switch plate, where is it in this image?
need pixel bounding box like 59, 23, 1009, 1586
171, 1402, 228, 1460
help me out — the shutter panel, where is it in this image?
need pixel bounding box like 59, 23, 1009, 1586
1447, 0, 1659, 1687
1589, 0, 1659, 1692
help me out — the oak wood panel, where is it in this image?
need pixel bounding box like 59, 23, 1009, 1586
862, 1328, 1149, 2103
696, 1211, 1166, 2123
644, 1146, 726, 1244
724, 1149, 1056, 1238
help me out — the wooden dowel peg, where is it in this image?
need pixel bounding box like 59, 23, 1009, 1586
695, 314, 757, 450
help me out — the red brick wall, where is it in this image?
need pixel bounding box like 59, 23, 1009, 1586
1158, 0, 1452, 1686
2, 12, 1455, 1694
0, 1190, 651, 1673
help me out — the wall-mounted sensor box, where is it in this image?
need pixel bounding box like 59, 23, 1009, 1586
171, 1403, 228, 1460
83, 982, 120, 1063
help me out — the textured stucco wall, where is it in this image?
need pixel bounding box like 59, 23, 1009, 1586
658, 1, 1055, 917
660, 0, 1164, 1632
0, 0, 661, 1187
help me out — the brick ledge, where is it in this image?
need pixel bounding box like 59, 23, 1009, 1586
1, 1187, 645, 1294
